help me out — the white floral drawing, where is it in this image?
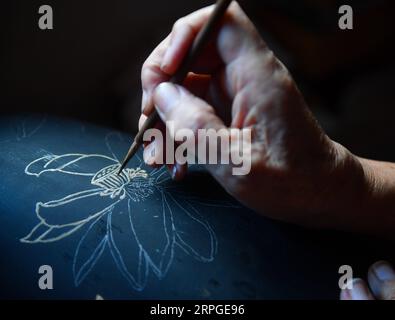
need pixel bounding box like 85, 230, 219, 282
20, 132, 235, 291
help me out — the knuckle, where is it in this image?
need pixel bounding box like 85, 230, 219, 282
173, 17, 195, 37
173, 17, 186, 31
141, 61, 153, 78
140, 62, 150, 83
141, 64, 159, 87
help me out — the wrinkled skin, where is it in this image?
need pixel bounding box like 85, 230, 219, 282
139, 2, 395, 238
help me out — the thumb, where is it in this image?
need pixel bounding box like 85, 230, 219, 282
153, 82, 233, 169
153, 82, 226, 135
152, 82, 250, 179
368, 261, 395, 300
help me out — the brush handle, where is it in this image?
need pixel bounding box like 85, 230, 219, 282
134, 0, 232, 146
118, 0, 233, 172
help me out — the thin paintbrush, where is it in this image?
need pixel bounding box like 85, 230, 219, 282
118, 0, 233, 175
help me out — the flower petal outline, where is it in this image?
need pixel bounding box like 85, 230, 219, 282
20, 221, 85, 243
169, 193, 218, 263
73, 213, 109, 286
25, 153, 117, 177
36, 188, 120, 227
107, 200, 149, 291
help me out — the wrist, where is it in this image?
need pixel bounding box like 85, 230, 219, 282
355, 157, 395, 239
320, 142, 395, 238
312, 141, 368, 231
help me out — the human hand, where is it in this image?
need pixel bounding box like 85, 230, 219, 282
340, 261, 395, 300
139, 2, 366, 228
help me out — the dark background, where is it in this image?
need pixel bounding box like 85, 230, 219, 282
1, 0, 395, 160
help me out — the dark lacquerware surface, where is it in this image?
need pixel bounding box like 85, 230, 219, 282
0, 114, 392, 299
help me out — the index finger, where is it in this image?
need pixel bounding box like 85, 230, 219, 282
141, 4, 218, 116
141, 35, 171, 115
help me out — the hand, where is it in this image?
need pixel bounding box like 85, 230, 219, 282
340, 261, 395, 300
139, 2, 390, 234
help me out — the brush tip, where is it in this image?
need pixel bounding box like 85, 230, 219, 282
117, 162, 127, 175
117, 141, 140, 175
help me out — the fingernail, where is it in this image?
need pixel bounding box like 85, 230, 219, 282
154, 82, 179, 115
372, 261, 395, 281
348, 279, 372, 300
143, 142, 156, 165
